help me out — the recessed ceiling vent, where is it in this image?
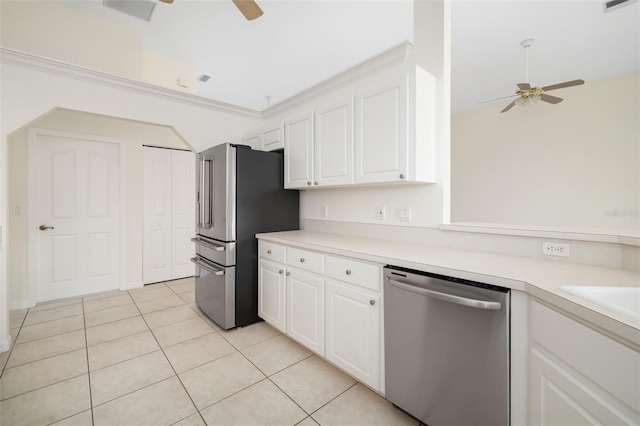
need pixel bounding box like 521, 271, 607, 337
603, 0, 637, 13
103, 0, 156, 22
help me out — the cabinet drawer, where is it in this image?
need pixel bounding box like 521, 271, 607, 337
287, 247, 324, 274
326, 256, 381, 291
259, 241, 286, 263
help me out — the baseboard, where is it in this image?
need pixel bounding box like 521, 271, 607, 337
10, 301, 31, 311
122, 281, 143, 291
0, 334, 13, 353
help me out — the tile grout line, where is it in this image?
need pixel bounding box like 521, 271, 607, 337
81, 297, 96, 426
129, 290, 205, 421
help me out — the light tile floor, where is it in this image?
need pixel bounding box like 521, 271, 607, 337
0, 278, 418, 426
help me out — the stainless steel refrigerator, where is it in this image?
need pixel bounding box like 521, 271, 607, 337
191, 143, 299, 329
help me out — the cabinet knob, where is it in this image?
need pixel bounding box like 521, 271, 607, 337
286, 272, 291, 276
300, 258, 305, 263
399, 173, 405, 179
278, 269, 283, 274
370, 299, 376, 306
314, 181, 319, 186
307, 181, 311, 186
267, 250, 272, 254
345, 270, 352, 275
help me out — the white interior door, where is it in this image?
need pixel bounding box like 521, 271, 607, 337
35, 133, 120, 302
170, 150, 195, 279
143, 148, 172, 284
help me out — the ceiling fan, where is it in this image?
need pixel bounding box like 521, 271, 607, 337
158, 0, 263, 21
491, 39, 585, 113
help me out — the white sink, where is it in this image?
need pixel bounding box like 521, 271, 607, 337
560, 286, 640, 322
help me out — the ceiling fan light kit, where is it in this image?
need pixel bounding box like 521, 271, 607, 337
496, 38, 585, 113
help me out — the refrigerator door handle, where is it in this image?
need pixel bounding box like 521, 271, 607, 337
198, 158, 213, 229
191, 257, 225, 276
190, 237, 225, 251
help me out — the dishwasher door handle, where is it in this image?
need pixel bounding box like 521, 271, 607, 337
388, 279, 502, 311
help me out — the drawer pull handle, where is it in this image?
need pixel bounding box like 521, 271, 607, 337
399, 173, 405, 179
267, 250, 272, 254
345, 270, 352, 275
307, 181, 311, 186
300, 258, 305, 263
286, 272, 291, 276
370, 299, 376, 306
278, 270, 283, 274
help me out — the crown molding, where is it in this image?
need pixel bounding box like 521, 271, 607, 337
0, 48, 261, 119
262, 41, 414, 119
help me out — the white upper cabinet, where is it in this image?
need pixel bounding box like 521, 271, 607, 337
284, 111, 314, 189
242, 121, 284, 151
355, 66, 436, 184
314, 97, 354, 187
260, 121, 284, 151
355, 74, 407, 184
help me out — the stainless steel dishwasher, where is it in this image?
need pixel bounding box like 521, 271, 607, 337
384, 266, 510, 426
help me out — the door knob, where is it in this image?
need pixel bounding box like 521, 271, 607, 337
39, 225, 54, 231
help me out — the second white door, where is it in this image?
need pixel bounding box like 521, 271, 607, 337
143, 147, 195, 284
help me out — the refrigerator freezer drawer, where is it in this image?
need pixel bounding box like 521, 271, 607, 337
192, 236, 236, 267
192, 256, 236, 330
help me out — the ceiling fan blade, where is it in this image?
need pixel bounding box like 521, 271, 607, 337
232, 0, 263, 20
517, 83, 531, 91
500, 100, 517, 113
541, 79, 585, 92
158, 0, 173, 3
479, 94, 517, 104
540, 94, 563, 104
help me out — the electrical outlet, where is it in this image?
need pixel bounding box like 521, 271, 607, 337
396, 207, 412, 222
542, 242, 570, 257
321, 205, 328, 218
376, 206, 385, 220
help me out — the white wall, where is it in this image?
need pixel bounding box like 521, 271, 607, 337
300, 1, 451, 230
0, 57, 261, 350
451, 72, 640, 232
7, 110, 193, 308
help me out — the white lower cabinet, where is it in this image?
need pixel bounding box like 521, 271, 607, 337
258, 240, 384, 392
258, 259, 286, 333
325, 280, 381, 390
529, 300, 640, 425
286, 269, 324, 355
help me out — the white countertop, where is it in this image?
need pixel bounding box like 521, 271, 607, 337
256, 230, 640, 345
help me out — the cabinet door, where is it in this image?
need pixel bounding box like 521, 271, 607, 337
314, 97, 354, 187
325, 281, 380, 390
529, 348, 639, 425
287, 269, 325, 355
261, 122, 284, 151
284, 111, 314, 189
258, 259, 286, 332
355, 74, 408, 184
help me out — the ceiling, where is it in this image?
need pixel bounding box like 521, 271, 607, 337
57, 0, 639, 113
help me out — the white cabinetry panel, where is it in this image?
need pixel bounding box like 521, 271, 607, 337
529, 300, 640, 425
314, 97, 354, 187
325, 280, 380, 390
287, 269, 325, 355
258, 259, 286, 332
284, 112, 314, 188
355, 75, 407, 184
